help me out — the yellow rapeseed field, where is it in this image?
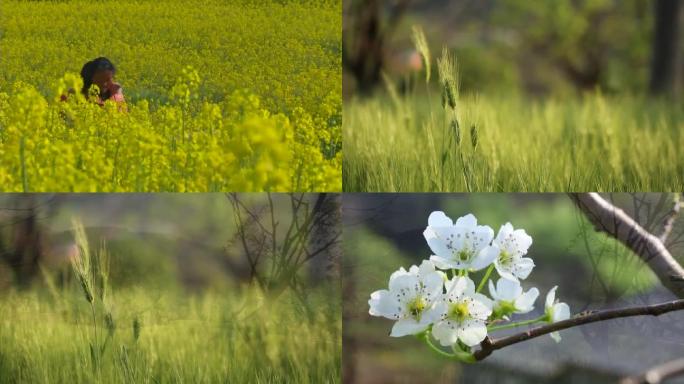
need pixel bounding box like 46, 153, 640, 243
0, 0, 341, 192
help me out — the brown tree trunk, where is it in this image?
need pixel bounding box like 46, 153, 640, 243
650, 0, 682, 96
343, 0, 411, 94
308, 194, 341, 285
343, 0, 384, 93
4, 195, 43, 288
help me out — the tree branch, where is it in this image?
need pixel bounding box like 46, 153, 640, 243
621, 357, 684, 384
659, 193, 682, 243
474, 299, 684, 361
570, 193, 684, 298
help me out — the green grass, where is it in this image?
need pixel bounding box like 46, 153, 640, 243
343, 92, 683, 192
0, 287, 340, 383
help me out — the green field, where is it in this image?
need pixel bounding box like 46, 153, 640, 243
0, 287, 340, 383
344, 93, 683, 192
0, 195, 341, 383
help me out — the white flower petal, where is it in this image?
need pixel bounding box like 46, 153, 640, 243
510, 229, 533, 254
552, 302, 570, 323
470, 245, 498, 271
432, 320, 459, 346
494, 262, 518, 282
444, 276, 476, 299
545, 286, 558, 309
513, 257, 535, 280
428, 211, 453, 227
424, 303, 446, 324
388, 274, 420, 295
457, 319, 488, 347
474, 293, 494, 310
422, 272, 445, 304
388, 267, 410, 286
472, 225, 495, 251
549, 331, 561, 343
488, 279, 499, 301
390, 318, 428, 337
495, 278, 522, 302
424, 228, 451, 260
495, 223, 514, 244
369, 290, 401, 319
430, 255, 464, 270
514, 287, 539, 313
454, 213, 477, 228
417, 259, 436, 276
445, 276, 469, 298
469, 295, 493, 319
462, 276, 476, 295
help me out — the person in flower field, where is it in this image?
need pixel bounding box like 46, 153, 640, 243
61, 57, 125, 108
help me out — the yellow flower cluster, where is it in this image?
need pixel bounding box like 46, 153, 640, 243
0, 0, 341, 192
0, 68, 341, 192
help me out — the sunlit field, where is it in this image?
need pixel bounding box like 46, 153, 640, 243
344, 93, 683, 192
0, 288, 340, 383
343, 0, 683, 193
0, 0, 341, 192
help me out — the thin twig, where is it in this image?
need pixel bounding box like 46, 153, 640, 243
659, 193, 682, 243
621, 357, 684, 384
473, 299, 684, 361
227, 193, 261, 284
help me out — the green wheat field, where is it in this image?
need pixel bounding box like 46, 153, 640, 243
0, 288, 339, 383
0, 195, 341, 384
344, 93, 683, 192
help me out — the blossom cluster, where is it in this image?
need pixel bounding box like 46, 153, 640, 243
369, 212, 571, 358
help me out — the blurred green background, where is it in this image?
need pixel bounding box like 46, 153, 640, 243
343, 0, 682, 98
342, 193, 684, 383
0, 194, 340, 292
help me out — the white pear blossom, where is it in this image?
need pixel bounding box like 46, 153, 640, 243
371, 210, 572, 356
488, 278, 539, 319
491, 223, 535, 282
424, 211, 497, 271
544, 286, 570, 342
369, 260, 444, 337
432, 276, 493, 347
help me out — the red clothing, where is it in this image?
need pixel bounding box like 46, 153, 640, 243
109, 87, 125, 103
101, 82, 125, 104
60, 84, 126, 111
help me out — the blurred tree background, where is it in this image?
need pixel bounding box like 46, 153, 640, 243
342, 194, 684, 384
0, 194, 341, 293
343, 0, 682, 97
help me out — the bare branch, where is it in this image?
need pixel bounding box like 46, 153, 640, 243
621, 357, 684, 384
570, 193, 684, 298
305, 232, 341, 262
226, 193, 263, 284
473, 299, 684, 361
659, 193, 682, 243
267, 193, 278, 260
